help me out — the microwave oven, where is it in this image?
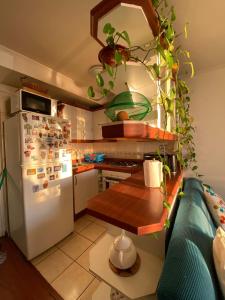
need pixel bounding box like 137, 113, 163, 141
10, 89, 53, 115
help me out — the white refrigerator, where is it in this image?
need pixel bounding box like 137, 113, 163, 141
4, 111, 74, 260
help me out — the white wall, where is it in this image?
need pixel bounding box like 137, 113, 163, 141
190, 66, 225, 197
0, 84, 16, 236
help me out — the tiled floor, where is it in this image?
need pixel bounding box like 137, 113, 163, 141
32, 215, 107, 300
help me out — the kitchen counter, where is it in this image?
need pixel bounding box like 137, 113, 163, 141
87, 170, 183, 235
73, 162, 142, 175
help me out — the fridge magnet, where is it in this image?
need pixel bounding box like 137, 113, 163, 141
54, 166, 61, 172
37, 173, 45, 179
54, 141, 59, 148
55, 152, 59, 159
59, 141, 63, 148
55, 173, 59, 179
27, 168, 36, 175
24, 150, 31, 157
31, 155, 38, 161
42, 117, 46, 123
45, 124, 49, 130
49, 175, 55, 181
32, 115, 39, 121
34, 124, 39, 129
32, 129, 38, 136
37, 167, 44, 173
62, 164, 67, 173
46, 167, 52, 174
63, 139, 68, 144
39, 132, 43, 138
22, 113, 28, 122
24, 124, 32, 135
40, 151, 46, 159
32, 185, 39, 193
43, 181, 48, 189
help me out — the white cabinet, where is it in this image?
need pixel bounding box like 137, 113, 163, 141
63, 104, 93, 140
76, 107, 93, 140
73, 169, 99, 214
93, 109, 110, 140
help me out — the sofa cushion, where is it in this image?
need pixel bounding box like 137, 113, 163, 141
157, 178, 223, 300
213, 227, 225, 298
203, 184, 225, 230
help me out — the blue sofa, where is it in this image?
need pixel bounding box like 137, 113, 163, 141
157, 178, 223, 300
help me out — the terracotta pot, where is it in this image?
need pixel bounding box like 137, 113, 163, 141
98, 44, 130, 67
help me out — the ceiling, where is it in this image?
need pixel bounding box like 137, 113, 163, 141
0, 0, 224, 106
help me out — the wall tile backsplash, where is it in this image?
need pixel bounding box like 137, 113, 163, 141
71, 141, 175, 161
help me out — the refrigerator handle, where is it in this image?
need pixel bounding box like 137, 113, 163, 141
74, 175, 77, 185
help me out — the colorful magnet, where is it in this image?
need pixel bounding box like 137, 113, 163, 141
32, 185, 39, 193
24, 124, 32, 135
27, 169, 36, 175
43, 181, 48, 189
40, 151, 46, 159
37, 173, 45, 179
22, 113, 28, 122
24, 150, 31, 157
46, 167, 52, 174
62, 164, 67, 173
32, 115, 39, 121
37, 167, 44, 173
54, 166, 61, 172
49, 175, 55, 180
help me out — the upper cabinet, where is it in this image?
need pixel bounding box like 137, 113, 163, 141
63, 104, 93, 141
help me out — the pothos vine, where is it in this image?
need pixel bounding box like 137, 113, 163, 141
88, 0, 201, 231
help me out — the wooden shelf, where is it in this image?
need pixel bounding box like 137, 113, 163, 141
102, 121, 177, 141
87, 170, 183, 235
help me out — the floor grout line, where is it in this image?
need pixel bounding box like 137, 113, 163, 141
75, 276, 96, 300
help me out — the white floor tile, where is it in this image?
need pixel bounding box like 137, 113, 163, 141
59, 234, 92, 260
35, 249, 73, 283
56, 233, 76, 248
52, 262, 94, 300
74, 216, 92, 233
78, 278, 100, 300
80, 223, 106, 242
31, 246, 57, 265
76, 244, 94, 272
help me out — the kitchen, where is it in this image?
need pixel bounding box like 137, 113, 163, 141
0, 1, 225, 300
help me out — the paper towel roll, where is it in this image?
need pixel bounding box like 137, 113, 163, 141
143, 160, 163, 188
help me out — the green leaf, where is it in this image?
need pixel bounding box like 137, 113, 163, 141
164, 50, 174, 68
152, 0, 159, 8
152, 63, 160, 78
108, 80, 114, 90
165, 25, 174, 42
163, 201, 171, 210
101, 88, 108, 97
179, 191, 185, 197
104, 63, 114, 77
184, 22, 189, 39
164, 219, 170, 229
121, 31, 131, 47
163, 164, 171, 178
103, 23, 115, 35
114, 50, 123, 64
185, 62, 195, 78
96, 73, 104, 87
87, 86, 95, 98
171, 6, 176, 22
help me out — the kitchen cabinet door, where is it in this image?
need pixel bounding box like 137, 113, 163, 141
74, 169, 99, 214
63, 104, 77, 140
75, 107, 93, 140
93, 109, 110, 140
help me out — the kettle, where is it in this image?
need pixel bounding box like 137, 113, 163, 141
109, 230, 137, 270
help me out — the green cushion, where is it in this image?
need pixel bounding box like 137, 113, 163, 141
157, 178, 223, 300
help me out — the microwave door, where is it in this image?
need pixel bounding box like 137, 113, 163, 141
21, 90, 51, 115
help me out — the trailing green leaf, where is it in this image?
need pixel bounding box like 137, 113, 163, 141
96, 73, 104, 87
87, 86, 95, 98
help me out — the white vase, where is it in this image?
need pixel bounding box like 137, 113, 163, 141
109, 230, 137, 270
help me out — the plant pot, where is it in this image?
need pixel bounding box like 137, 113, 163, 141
98, 44, 130, 67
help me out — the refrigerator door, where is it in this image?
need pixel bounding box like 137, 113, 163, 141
20, 111, 71, 167
22, 163, 73, 260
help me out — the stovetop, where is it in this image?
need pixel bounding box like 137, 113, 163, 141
110, 161, 139, 167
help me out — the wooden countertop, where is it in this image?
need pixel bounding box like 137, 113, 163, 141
87, 171, 183, 235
